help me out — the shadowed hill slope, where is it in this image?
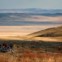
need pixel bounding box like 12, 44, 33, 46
28, 26, 62, 37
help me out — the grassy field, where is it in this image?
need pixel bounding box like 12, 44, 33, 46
0, 40, 62, 62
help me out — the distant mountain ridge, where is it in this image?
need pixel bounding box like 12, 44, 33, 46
0, 8, 62, 16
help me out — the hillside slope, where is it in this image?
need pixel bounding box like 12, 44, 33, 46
27, 26, 62, 42
28, 26, 62, 37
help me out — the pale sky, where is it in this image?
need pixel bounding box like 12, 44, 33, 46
0, 0, 62, 9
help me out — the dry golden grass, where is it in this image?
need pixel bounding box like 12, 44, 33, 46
27, 37, 62, 42
0, 50, 62, 62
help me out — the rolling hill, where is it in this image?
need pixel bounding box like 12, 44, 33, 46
0, 26, 62, 42
28, 26, 62, 37
27, 26, 62, 42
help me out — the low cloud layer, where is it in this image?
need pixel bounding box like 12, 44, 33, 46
0, 15, 62, 26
